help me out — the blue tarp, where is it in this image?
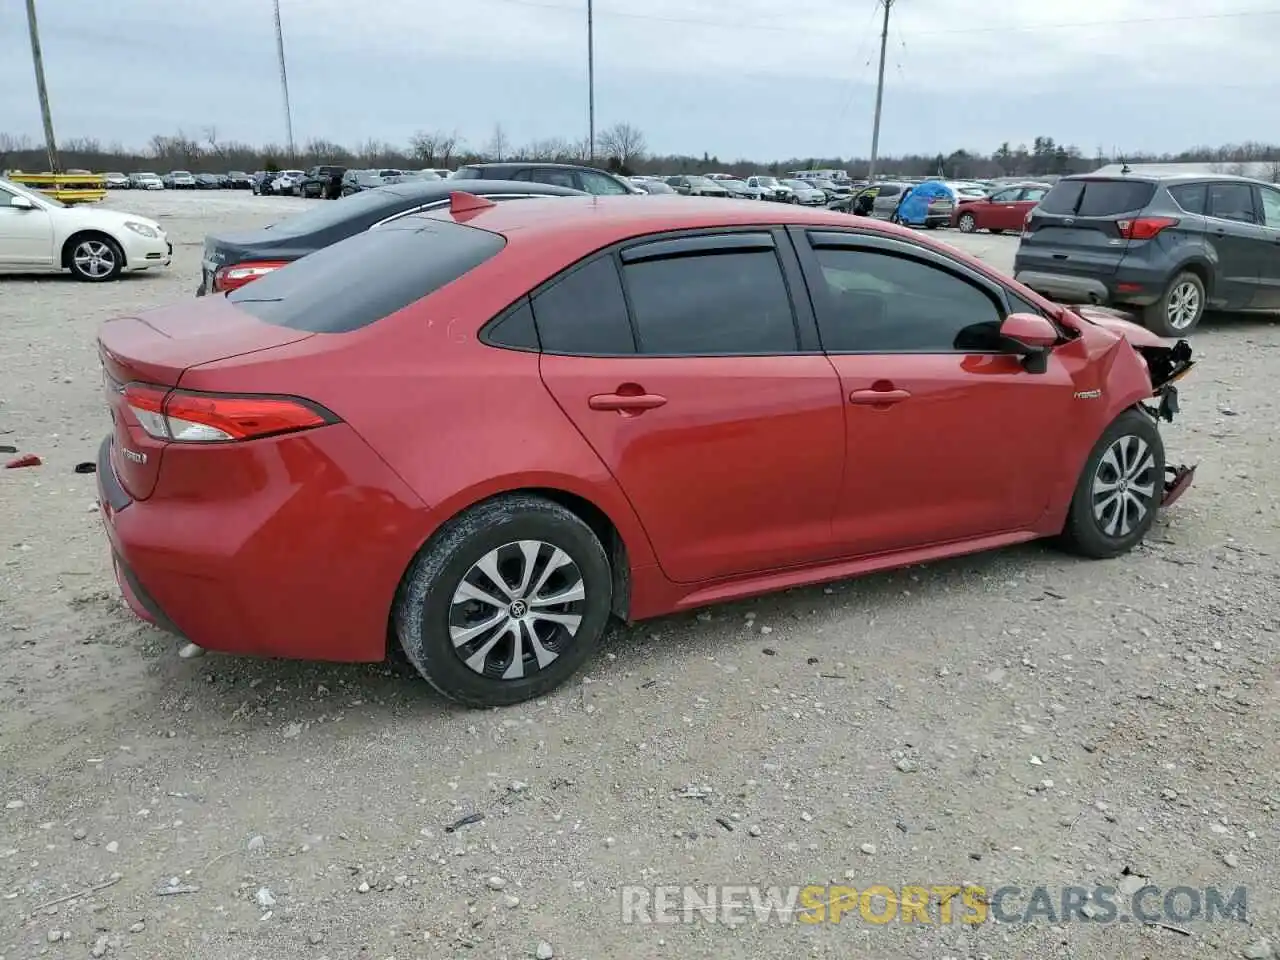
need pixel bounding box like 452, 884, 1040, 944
894, 180, 953, 226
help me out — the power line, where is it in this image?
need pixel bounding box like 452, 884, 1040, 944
467, 0, 1280, 38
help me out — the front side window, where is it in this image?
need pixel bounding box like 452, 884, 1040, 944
809, 245, 1004, 353
622, 250, 797, 355
1208, 182, 1258, 223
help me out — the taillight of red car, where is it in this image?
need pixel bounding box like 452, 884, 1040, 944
124, 383, 336, 442
212, 260, 291, 293
1116, 216, 1179, 241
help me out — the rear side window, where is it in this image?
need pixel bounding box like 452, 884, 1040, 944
1207, 182, 1258, 223
622, 251, 798, 355
227, 217, 504, 332
1168, 183, 1207, 214
532, 256, 636, 355
532, 169, 577, 189
879, 185, 902, 197
1038, 179, 1156, 216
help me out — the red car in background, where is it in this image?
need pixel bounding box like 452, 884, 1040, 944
95, 194, 1196, 708
953, 182, 1052, 234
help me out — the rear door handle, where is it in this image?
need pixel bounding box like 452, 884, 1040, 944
849, 388, 911, 405
588, 391, 668, 412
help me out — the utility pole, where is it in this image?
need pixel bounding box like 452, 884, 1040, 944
867, 0, 891, 182
273, 0, 296, 158
587, 0, 596, 162
25, 0, 59, 174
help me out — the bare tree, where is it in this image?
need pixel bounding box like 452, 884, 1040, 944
203, 126, 221, 157
519, 137, 569, 161
484, 123, 510, 161
302, 137, 347, 164
1270, 159, 1280, 184
409, 130, 441, 166
438, 132, 461, 168
597, 122, 646, 167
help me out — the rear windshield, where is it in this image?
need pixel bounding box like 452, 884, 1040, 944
1038, 178, 1156, 216
227, 217, 505, 333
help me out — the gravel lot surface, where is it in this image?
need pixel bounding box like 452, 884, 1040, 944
2, 192, 1278, 960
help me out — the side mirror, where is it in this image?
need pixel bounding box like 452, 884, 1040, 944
9, 195, 35, 210
1001, 312, 1058, 349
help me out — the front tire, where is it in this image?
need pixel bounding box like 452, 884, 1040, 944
1142, 270, 1205, 337
1058, 409, 1165, 559
957, 213, 976, 233
394, 495, 613, 707
66, 234, 124, 282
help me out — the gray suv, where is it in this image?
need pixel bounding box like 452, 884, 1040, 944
1014, 172, 1280, 336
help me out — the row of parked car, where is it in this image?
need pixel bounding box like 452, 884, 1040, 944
102, 166, 456, 197
77, 158, 1280, 338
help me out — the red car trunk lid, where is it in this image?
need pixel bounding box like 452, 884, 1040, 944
97, 296, 313, 500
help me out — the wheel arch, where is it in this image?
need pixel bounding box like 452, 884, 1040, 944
60, 229, 126, 270
1171, 254, 1214, 298
393, 475, 654, 634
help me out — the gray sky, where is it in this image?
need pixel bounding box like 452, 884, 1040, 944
3, 0, 1275, 160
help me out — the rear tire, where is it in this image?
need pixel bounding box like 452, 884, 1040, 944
393, 495, 613, 708
1057, 409, 1165, 559
1142, 270, 1205, 337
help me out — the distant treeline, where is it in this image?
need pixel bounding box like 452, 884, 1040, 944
5, 126, 1280, 180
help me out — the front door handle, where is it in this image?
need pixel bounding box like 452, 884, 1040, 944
849, 388, 911, 405
588, 390, 668, 412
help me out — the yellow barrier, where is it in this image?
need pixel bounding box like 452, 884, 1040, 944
8, 171, 107, 204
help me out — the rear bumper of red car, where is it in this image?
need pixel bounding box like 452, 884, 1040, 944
95, 428, 431, 663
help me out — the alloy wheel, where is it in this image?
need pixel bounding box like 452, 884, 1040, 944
1091, 434, 1157, 538
449, 540, 586, 680
1166, 280, 1201, 331
73, 240, 116, 279
958, 213, 976, 233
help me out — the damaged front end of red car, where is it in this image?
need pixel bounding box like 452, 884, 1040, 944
1136, 337, 1197, 507
1070, 305, 1198, 507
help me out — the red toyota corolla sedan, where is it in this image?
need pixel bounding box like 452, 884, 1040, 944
95, 194, 1196, 707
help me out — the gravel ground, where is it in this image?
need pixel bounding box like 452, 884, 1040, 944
2, 191, 1278, 960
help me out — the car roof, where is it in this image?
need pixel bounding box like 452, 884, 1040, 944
371, 178, 585, 202
421, 194, 954, 256
462, 162, 605, 172
1064, 172, 1263, 185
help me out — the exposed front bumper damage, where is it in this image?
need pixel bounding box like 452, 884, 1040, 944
1137, 338, 1197, 509
1163, 464, 1196, 507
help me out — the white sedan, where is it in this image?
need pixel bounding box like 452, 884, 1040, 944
0, 177, 171, 281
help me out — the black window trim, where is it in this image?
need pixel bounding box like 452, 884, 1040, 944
479, 294, 541, 353
790, 226, 1061, 355
620, 231, 775, 263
